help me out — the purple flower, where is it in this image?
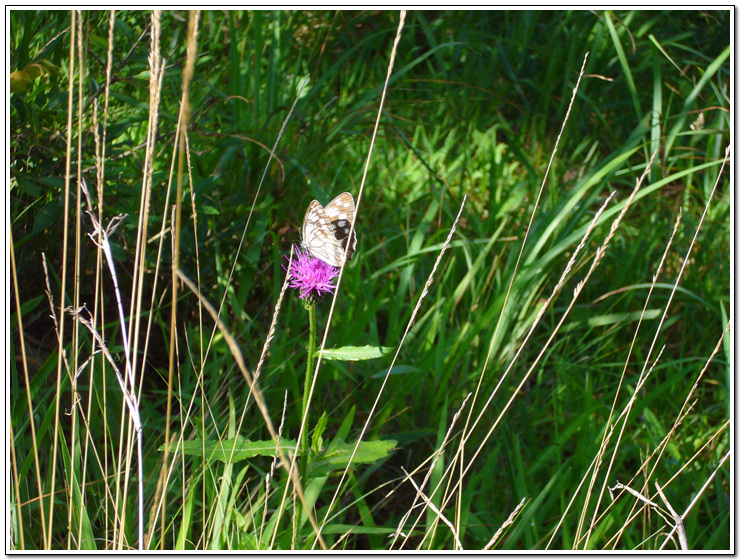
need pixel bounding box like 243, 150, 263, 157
285, 246, 339, 302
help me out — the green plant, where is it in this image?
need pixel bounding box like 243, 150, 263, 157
10, 9, 730, 550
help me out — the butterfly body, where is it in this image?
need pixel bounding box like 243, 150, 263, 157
301, 192, 357, 268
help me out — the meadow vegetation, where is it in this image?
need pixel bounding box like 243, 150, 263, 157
9, 10, 731, 550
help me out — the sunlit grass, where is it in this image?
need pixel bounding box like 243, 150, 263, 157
9, 9, 730, 550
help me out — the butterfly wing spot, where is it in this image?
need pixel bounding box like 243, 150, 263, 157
331, 218, 356, 260
332, 219, 349, 236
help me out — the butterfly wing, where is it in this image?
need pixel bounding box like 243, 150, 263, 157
301, 200, 346, 267
323, 192, 357, 263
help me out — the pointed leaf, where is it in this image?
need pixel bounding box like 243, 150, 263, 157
319, 345, 393, 361
159, 435, 298, 463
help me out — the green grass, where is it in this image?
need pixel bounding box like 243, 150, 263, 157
9, 9, 731, 550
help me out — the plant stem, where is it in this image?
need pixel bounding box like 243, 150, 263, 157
300, 300, 316, 481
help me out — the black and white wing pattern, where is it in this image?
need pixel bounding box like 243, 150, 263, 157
301, 191, 357, 267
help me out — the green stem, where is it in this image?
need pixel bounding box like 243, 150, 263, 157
300, 301, 316, 481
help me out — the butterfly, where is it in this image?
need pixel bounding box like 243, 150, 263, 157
301, 191, 358, 268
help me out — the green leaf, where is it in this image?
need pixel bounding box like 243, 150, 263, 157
58, 431, 96, 549
335, 405, 356, 442
32, 198, 62, 235
174, 480, 198, 550
319, 345, 393, 361
309, 438, 398, 477
319, 524, 398, 536
371, 364, 420, 378
311, 411, 329, 454
160, 435, 397, 477
14, 178, 41, 198
10, 294, 44, 330
159, 435, 298, 463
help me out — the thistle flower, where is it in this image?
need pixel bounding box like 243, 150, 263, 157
286, 246, 339, 302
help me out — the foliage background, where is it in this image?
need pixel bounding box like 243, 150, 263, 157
9, 9, 731, 550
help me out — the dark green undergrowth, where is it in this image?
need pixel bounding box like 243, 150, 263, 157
10, 9, 730, 550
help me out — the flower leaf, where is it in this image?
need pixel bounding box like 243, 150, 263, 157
158, 435, 298, 463
308, 438, 398, 477
318, 345, 393, 361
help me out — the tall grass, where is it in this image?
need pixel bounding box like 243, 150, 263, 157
9, 9, 730, 550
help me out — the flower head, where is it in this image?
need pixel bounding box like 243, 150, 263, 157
286, 246, 339, 302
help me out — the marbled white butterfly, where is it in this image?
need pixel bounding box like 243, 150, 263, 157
301, 191, 357, 268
